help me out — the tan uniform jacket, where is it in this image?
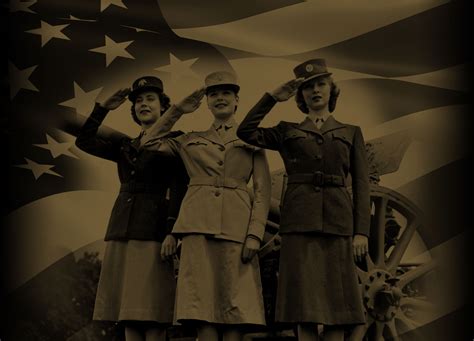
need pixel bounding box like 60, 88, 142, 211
144, 107, 271, 243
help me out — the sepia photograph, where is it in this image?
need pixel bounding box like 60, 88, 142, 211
3, 0, 472, 340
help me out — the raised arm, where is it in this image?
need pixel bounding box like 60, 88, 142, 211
143, 88, 205, 155
75, 88, 131, 162
241, 149, 272, 264
237, 78, 304, 150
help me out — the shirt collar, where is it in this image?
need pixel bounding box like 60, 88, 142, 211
212, 117, 237, 131
313, 113, 331, 123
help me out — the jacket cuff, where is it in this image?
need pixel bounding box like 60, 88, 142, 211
166, 217, 177, 234
246, 222, 265, 242
263, 92, 278, 105
353, 226, 370, 237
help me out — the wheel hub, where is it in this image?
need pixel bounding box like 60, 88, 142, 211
363, 269, 403, 322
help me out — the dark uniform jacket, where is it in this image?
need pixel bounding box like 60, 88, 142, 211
237, 93, 370, 237
75, 104, 189, 242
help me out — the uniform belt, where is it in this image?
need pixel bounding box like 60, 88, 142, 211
120, 182, 167, 193
189, 176, 248, 190
287, 172, 345, 187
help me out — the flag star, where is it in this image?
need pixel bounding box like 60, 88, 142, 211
9, 62, 39, 99
34, 134, 79, 159
59, 82, 103, 115
155, 53, 199, 82
26, 21, 70, 47
10, 0, 36, 13
14, 158, 63, 180
89, 36, 135, 67
100, 0, 127, 12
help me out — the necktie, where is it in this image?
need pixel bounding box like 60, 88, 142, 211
216, 125, 225, 138
315, 117, 324, 129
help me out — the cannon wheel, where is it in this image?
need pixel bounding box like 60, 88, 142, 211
349, 185, 437, 340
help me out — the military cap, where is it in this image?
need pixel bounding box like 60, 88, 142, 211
293, 59, 332, 85
204, 71, 240, 94
128, 76, 164, 102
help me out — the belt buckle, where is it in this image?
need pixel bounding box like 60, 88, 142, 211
214, 177, 224, 188
313, 171, 324, 186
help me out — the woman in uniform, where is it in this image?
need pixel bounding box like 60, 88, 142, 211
75, 76, 189, 341
237, 59, 370, 341
142, 71, 271, 341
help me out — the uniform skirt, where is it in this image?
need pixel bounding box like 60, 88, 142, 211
93, 240, 176, 323
175, 234, 266, 326
276, 233, 365, 326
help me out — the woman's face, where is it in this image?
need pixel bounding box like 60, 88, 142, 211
206, 88, 239, 119
134, 91, 162, 125
301, 76, 331, 112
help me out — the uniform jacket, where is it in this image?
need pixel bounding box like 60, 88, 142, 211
143, 108, 271, 243
237, 93, 370, 237
75, 103, 189, 242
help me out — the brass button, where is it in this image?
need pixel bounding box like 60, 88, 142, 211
131, 170, 136, 175
132, 157, 137, 162
127, 197, 132, 203
217, 160, 224, 166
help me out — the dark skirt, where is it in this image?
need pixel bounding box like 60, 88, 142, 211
93, 240, 176, 323
175, 234, 266, 326
276, 233, 365, 326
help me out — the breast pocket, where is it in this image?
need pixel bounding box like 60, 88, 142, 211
331, 130, 353, 164
232, 140, 255, 151
183, 139, 209, 153
282, 130, 308, 157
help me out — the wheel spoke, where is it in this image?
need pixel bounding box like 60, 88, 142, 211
356, 267, 368, 283
400, 297, 436, 311
398, 260, 437, 289
385, 320, 400, 341
373, 321, 385, 341
396, 312, 421, 333
350, 316, 374, 341
371, 197, 388, 267
387, 218, 420, 271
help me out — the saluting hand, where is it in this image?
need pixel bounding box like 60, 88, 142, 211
100, 88, 131, 110
353, 234, 369, 263
241, 236, 261, 263
161, 234, 177, 261
176, 87, 206, 114
270, 77, 305, 102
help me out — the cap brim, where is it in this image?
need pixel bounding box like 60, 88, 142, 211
205, 83, 240, 94
128, 86, 163, 101
300, 72, 332, 86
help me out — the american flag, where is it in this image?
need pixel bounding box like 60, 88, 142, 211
4, 0, 472, 340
